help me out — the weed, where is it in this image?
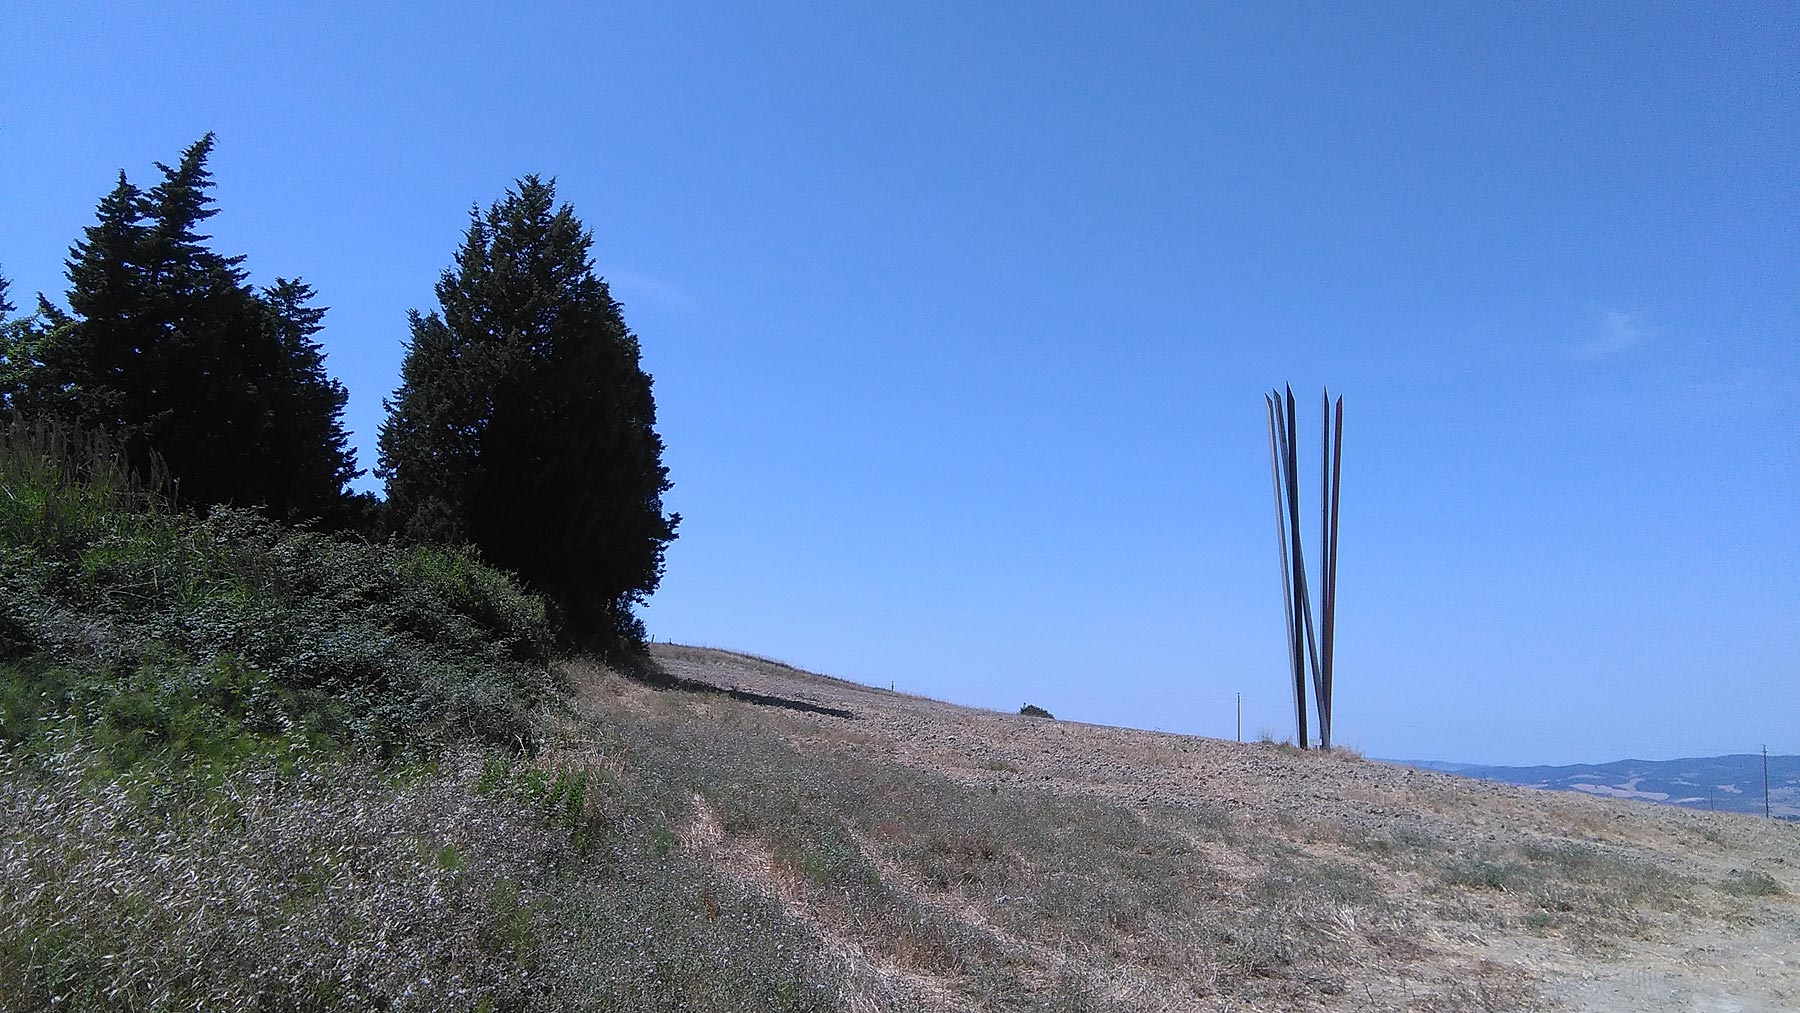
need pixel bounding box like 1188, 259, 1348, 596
1720, 870, 1785, 897
1442, 857, 1528, 892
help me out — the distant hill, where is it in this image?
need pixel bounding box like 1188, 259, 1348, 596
1398, 754, 1800, 818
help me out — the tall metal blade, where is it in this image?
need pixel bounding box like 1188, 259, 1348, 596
1316, 400, 1331, 748
1276, 390, 1306, 746
1323, 395, 1344, 742
1284, 386, 1319, 748
1318, 387, 1332, 748
1321, 390, 1331, 608
1264, 393, 1301, 740
1296, 558, 1326, 749
1267, 392, 1304, 745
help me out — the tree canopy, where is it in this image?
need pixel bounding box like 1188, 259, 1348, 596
0, 135, 360, 524
378, 176, 678, 651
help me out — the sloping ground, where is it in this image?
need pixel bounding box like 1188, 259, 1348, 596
559, 645, 1799, 1013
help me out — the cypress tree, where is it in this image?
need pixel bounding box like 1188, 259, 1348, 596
379, 176, 678, 650
262, 278, 361, 522
0, 290, 65, 419
0, 269, 23, 411
9, 135, 361, 520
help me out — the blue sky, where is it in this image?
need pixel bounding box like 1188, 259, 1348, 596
3, 3, 1794, 764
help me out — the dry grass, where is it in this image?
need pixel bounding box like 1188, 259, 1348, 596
0, 748, 580, 1011
611, 645, 1800, 1012
0, 736, 841, 1013
8, 643, 1793, 1012
562, 657, 1537, 1010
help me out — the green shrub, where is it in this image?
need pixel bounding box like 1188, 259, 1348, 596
1019, 703, 1054, 719
0, 419, 166, 558
0, 419, 554, 766
478, 754, 593, 847
1720, 870, 1785, 897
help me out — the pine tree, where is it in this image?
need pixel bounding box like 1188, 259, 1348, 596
378, 307, 485, 543
262, 278, 361, 522
10, 135, 361, 520
0, 269, 24, 412
379, 176, 678, 650
0, 297, 74, 421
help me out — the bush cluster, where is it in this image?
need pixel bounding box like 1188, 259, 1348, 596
0, 420, 553, 770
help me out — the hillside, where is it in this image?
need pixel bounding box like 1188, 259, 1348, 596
561, 644, 1798, 1013
8, 626, 1796, 1011
1401, 756, 1799, 819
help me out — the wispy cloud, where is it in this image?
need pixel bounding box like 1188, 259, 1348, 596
1570, 310, 1649, 359
605, 270, 697, 312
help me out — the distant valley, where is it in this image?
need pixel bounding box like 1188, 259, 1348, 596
1397, 753, 1800, 818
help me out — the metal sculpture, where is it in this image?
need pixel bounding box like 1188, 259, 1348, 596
1264, 386, 1343, 750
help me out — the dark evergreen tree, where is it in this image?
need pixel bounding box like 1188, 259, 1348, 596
379, 176, 678, 650
5, 135, 361, 521
261, 278, 362, 522
0, 269, 25, 411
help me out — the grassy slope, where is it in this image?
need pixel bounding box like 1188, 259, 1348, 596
6, 620, 1796, 1010
2, 423, 1793, 1013
0, 425, 843, 1011
595, 644, 1800, 1013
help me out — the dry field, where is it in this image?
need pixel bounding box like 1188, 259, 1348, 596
553, 644, 1799, 1013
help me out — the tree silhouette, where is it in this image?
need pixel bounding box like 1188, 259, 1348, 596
379, 176, 678, 651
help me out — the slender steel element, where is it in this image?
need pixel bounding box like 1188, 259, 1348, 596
1322, 394, 1343, 747
1265, 393, 1304, 746
1263, 385, 1344, 752
1317, 388, 1332, 752
1318, 389, 1333, 748
1284, 387, 1323, 747
1278, 389, 1310, 747
1311, 389, 1345, 749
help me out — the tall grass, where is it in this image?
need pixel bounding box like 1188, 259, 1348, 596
0, 741, 843, 1013
0, 418, 843, 1012
1, 418, 553, 766
0, 417, 169, 555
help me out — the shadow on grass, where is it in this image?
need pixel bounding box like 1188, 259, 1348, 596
670, 677, 859, 721
601, 649, 859, 721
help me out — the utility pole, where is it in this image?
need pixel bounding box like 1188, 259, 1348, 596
1236, 692, 1241, 743
1765, 745, 1772, 819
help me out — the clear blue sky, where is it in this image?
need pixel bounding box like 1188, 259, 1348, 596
4, 3, 1794, 765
